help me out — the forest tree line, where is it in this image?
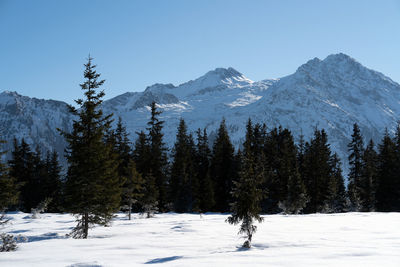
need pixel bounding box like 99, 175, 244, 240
1, 57, 400, 239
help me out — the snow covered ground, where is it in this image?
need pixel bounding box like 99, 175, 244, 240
1, 212, 399, 266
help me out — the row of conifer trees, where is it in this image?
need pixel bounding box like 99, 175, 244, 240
1, 57, 400, 239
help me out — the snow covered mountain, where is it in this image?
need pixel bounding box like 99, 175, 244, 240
1, 53, 400, 174
0, 91, 73, 164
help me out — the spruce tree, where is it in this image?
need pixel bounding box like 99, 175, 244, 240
123, 159, 144, 220
146, 102, 169, 211
112, 117, 134, 208
30, 146, 47, 211
8, 138, 35, 212
392, 125, 400, 210
195, 128, 215, 212
261, 127, 280, 213
302, 129, 333, 213
133, 131, 159, 214
170, 119, 199, 212
59, 56, 121, 238
277, 128, 308, 214
133, 131, 151, 176
44, 151, 63, 212
114, 117, 132, 178
376, 130, 398, 211
0, 139, 18, 212
347, 123, 364, 211
323, 153, 347, 213
227, 120, 263, 249
141, 171, 159, 218
360, 140, 378, 211
210, 119, 235, 212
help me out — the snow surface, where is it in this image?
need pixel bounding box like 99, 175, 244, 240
1, 212, 399, 266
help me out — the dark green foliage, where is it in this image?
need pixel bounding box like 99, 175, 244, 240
43, 151, 63, 212
133, 131, 159, 213
323, 153, 347, 213
59, 57, 121, 238
262, 127, 306, 213
8, 138, 34, 212
133, 131, 151, 176
146, 102, 169, 212
195, 128, 215, 212
114, 117, 132, 178
141, 171, 159, 218
275, 128, 308, 214
8, 139, 63, 213
170, 119, 199, 212
0, 233, 17, 252
376, 130, 399, 211
123, 159, 144, 220
110, 117, 134, 208
347, 123, 364, 210
227, 119, 264, 248
360, 140, 378, 211
302, 129, 333, 213
0, 140, 18, 211
210, 119, 235, 212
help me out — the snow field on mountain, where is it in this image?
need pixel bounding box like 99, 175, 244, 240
3, 54, 400, 176
1, 212, 399, 266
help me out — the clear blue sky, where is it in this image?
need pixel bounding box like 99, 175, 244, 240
1, 0, 399, 104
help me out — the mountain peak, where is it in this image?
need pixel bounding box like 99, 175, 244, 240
1, 90, 20, 97
324, 52, 356, 63
205, 67, 243, 79
297, 53, 360, 74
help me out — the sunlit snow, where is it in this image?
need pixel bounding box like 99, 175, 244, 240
1, 212, 399, 266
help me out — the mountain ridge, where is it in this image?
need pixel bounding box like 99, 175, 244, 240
1, 53, 399, 176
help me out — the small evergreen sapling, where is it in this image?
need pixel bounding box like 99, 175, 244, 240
226, 160, 264, 248
227, 120, 264, 248
31, 198, 52, 219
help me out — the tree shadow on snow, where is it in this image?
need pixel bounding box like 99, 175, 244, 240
145, 256, 183, 264
9, 229, 29, 234
26, 232, 67, 242
66, 262, 103, 267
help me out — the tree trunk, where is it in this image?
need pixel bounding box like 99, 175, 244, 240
128, 202, 132, 220
84, 212, 89, 239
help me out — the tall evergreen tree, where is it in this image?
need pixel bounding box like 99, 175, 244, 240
146, 102, 169, 211
8, 138, 35, 212
132, 131, 158, 213
261, 127, 280, 213
195, 128, 215, 212
360, 140, 378, 211
347, 123, 365, 211
376, 130, 398, 211
43, 150, 63, 212
133, 131, 151, 176
210, 119, 235, 212
59, 56, 121, 238
169, 119, 199, 212
227, 119, 264, 248
0, 139, 18, 212
111, 117, 134, 208
114, 117, 132, 177
122, 159, 144, 220
323, 153, 347, 213
277, 128, 308, 214
391, 125, 400, 210
30, 146, 47, 210
302, 129, 333, 213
